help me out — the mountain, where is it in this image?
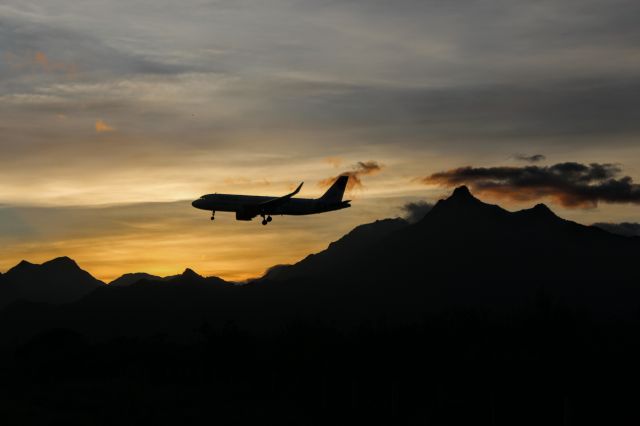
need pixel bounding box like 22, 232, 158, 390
159, 268, 231, 287
1, 187, 640, 341
0, 257, 104, 308
262, 217, 408, 282
592, 222, 640, 238
108, 272, 164, 287
108, 268, 233, 287
249, 185, 640, 319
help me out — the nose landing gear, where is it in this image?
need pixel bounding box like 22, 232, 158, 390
210, 211, 215, 221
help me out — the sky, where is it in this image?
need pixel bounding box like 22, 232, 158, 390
2, 0, 640, 281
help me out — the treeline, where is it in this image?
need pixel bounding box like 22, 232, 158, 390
1, 305, 640, 425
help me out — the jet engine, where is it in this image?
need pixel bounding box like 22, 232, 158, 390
235, 210, 255, 221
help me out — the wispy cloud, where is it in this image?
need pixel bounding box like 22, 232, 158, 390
4, 50, 77, 77
324, 156, 343, 168
95, 119, 115, 133
319, 161, 383, 192
400, 201, 433, 223
514, 154, 546, 163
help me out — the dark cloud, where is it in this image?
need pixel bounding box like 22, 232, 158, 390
319, 161, 383, 192
3, 0, 640, 173
0, 13, 198, 92
592, 222, 640, 237
400, 201, 434, 223
422, 162, 640, 208
514, 154, 546, 163
257, 78, 640, 150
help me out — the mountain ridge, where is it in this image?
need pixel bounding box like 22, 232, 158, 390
2, 186, 640, 341
4, 186, 637, 291
0, 257, 105, 308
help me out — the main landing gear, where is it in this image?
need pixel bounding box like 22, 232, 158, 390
261, 214, 273, 226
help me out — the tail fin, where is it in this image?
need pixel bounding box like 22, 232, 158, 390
319, 175, 349, 202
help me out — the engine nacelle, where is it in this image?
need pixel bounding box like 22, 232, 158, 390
235, 210, 256, 221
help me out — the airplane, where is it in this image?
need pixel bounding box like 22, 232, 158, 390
192, 175, 351, 225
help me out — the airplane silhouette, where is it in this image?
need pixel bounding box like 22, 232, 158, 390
192, 175, 351, 225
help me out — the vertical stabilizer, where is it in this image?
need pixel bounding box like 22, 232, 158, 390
319, 175, 349, 202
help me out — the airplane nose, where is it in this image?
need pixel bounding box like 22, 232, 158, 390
192, 197, 210, 210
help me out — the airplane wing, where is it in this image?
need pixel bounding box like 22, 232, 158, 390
256, 182, 303, 212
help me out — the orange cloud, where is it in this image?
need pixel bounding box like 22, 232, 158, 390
4, 51, 77, 78
96, 119, 115, 133
319, 161, 383, 192
34, 51, 49, 69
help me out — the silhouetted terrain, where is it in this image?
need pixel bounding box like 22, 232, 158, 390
0, 257, 104, 309
108, 272, 164, 287
2, 186, 640, 338
2, 186, 640, 425
263, 217, 409, 282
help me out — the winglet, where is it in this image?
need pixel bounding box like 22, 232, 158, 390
291, 182, 303, 196
257, 182, 304, 211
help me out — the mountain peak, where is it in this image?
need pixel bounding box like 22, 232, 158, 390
416, 185, 508, 227
452, 185, 472, 198
532, 203, 554, 215
108, 272, 163, 287
446, 185, 482, 205
517, 203, 560, 222
8, 260, 37, 274
1, 257, 103, 308
182, 268, 202, 279
43, 256, 79, 269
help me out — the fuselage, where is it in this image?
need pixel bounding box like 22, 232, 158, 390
192, 193, 350, 216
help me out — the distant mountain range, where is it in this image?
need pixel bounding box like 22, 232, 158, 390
1, 186, 639, 342
0, 259, 233, 309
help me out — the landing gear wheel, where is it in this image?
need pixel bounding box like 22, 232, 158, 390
210, 212, 215, 221
267, 216, 272, 222
262, 219, 268, 225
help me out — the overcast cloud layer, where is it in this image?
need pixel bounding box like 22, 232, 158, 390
2, 0, 640, 278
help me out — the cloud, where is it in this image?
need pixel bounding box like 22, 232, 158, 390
95, 119, 115, 133
319, 161, 383, 192
223, 177, 271, 187
324, 157, 343, 168
4, 50, 77, 77
33, 51, 48, 68
421, 162, 640, 208
400, 201, 434, 223
514, 154, 546, 163
592, 222, 640, 237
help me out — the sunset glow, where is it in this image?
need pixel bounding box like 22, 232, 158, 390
2, 0, 640, 281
